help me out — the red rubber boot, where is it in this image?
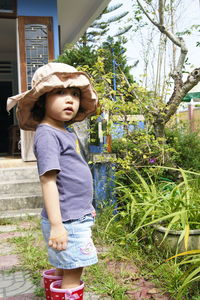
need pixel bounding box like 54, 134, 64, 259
43, 269, 62, 300
50, 280, 84, 300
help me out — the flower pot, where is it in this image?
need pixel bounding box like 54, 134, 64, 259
153, 225, 200, 253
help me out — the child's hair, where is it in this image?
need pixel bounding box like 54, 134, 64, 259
31, 94, 46, 122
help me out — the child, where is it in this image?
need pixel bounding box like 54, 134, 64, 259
7, 62, 99, 300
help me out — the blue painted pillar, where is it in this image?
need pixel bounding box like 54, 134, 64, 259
89, 153, 116, 209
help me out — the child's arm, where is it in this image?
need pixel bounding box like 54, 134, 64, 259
40, 170, 67, 251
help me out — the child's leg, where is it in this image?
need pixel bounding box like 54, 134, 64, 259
54, 268, 64, 277
42, 268, 63, 300
61, 267, 83, 289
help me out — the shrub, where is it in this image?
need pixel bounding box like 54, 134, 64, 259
166, 124, 200, 172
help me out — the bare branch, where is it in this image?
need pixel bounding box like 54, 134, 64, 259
176, 38, 188, 72
136, 0, 198, 138
137, 0, 179, 46
136, 0, 188, 72
159, 0, 164, 25
136, 0, 158, 27
182, 68, 200, 95
164, 68, 200, 122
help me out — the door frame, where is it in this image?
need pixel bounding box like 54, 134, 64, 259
17, 16, 54, 161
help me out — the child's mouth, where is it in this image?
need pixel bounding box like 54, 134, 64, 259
64, 107, 73, 113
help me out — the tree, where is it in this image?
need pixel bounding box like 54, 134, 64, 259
133, 0, 200, 138
79, 2, 132, 46
57, 35, 134, 87
56, 44, 98, 68
101, 36, 134, 85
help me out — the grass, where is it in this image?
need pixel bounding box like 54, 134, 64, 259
6, 210, 200, 300
93, 206, 200, 300
83, 264, 128, 299
8, 216, 126, 299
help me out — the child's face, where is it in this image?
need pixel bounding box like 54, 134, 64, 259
44, 87, 81, 127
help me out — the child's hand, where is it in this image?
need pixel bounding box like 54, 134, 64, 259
49, 224, 68, 251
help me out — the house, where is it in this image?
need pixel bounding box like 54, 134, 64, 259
0, 0, 110, 161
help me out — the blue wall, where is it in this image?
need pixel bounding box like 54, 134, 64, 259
90, 163, 116, 208
112, 122, 145, 139
17, 0, 60, 58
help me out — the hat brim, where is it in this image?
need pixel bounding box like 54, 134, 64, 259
7, 71, 98, 131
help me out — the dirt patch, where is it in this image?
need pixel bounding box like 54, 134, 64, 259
106, 260, 173, 300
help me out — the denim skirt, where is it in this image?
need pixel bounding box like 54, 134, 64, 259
41, 214, 98, 269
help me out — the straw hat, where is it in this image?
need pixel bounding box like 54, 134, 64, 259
7, 62, 98, 131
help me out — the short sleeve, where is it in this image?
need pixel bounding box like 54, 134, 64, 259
34, 131, 61, 176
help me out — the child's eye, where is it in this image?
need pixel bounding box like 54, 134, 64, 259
72, 90, 81, 98
73, 91, 80, 97
57, 90, 65, 95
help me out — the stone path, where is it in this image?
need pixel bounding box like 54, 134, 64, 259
0, 271, 36, 298
0, 221, 173, 300
0, 223, 111, 300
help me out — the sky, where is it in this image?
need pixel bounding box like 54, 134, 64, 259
107, 0, 200, 82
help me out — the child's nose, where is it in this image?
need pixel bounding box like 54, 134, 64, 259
65, 97, 73, 104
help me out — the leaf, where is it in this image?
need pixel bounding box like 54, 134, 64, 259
134, 211, 186, 233
178, 269, 200, 295
178, 257, 200, 266
165, 249, 200, 262
133, 206, 155, 235
173, 231, 184, 255
184, 224, 190, 251
104, 213, 119, 234
161, 214, 180, 243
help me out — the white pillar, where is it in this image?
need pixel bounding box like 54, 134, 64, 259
20, 130, 36, 161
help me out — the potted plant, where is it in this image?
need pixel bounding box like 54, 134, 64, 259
112, 167, 200, 253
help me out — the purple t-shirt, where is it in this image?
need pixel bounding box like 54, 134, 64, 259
33, 124, 94, 221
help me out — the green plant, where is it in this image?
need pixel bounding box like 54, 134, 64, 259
107, 167, 200, 250
10, 216, 128, 299
112, 128, 177, 169
166, 124, 200, 172
96, 184, 200, 299
94, 205, 198, 299
10, 226, 50, 297
166, 250, 200, 299
83, 263, 128, 299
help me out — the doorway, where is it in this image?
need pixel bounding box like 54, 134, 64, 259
0, 18, 18, 156
0, 81, 14, 154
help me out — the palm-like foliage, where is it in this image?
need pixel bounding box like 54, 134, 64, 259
79, 2, 132, 45
166, 250, 200, 299
105, 167, 200, 248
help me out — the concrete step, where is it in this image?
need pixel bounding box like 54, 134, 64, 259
0, 194, 43, 211
0, 166, 39, 181
0, 166, 42, 214
0, 179, 42, 195
0, 208, 41, 220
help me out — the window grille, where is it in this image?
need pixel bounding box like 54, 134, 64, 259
25, 24, 49, 89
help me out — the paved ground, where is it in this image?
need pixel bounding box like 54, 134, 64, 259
0, 223, 111, 300
0, 219, 172, 300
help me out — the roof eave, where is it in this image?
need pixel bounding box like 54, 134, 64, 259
57, 0, 111, 51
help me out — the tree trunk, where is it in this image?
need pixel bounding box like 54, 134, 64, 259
153, 121, 165, 139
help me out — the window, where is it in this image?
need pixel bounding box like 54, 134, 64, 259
18, 17, 54, 92
25, 24, 49, 89
0, 0, 16, 18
